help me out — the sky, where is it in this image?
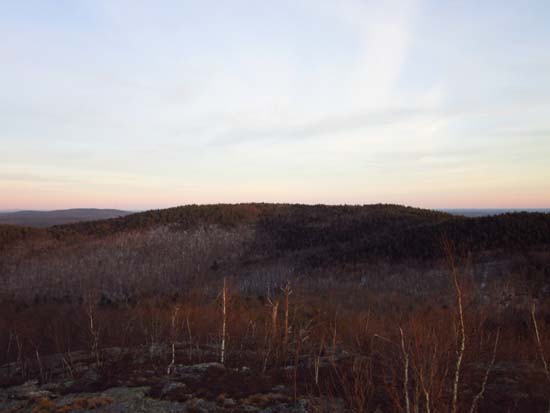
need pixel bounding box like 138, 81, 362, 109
1, 0, 549, 210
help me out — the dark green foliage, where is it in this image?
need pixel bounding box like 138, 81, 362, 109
256, 204, 452, 252
386, 212, 550, 260
254, 206, 550, 265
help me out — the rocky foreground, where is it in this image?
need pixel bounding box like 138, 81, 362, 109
0, 346, 347, 413
1, 344, 549, 412
0, 372, 313, 412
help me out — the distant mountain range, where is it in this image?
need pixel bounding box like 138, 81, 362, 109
0, 208, 132, 227
442, 208, 550, 217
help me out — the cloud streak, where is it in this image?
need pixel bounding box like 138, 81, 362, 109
1, 0, 549, 209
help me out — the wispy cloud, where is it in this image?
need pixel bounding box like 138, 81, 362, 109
1, 0, 549, 209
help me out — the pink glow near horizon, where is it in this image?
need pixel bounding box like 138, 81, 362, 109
2, 1, 550, 210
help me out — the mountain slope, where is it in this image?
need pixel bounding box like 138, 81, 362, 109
1, 204, 549, 263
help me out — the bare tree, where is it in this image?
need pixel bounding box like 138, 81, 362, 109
531, 303, 550, 413
267, 297, 279, 339
400, 327, 411, 413
444, 239, 466, 413
282, 282, 292, 349
167, 304, 180, 375
84, 290, 101, 366
469, 329, 500, 413
220, 277, 227, 364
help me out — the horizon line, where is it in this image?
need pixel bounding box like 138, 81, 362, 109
2, 204, 550, 213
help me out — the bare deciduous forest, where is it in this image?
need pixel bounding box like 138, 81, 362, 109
1, 204, 550, 412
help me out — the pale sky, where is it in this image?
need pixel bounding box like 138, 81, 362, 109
1, 0, 549, 210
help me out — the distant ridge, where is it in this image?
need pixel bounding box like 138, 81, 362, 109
442, 208, 550, 217
2, 204, 550, 263
0, 208, 131, 227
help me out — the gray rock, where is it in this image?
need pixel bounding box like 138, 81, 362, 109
295, 398, 309, 413
223, 397, 236, 407
76, 368, 101, 387
271, 385, 287, 393
6, 380, 51, 400
239, 405, 261, 412
161, 381, 186, 397
40, 381, 63, 393
185, 397, 217, 412
149, 343, 168, 358
176, 362, 225, 374
173, 362, 225, 380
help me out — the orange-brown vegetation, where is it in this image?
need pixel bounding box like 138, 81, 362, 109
1, 204, 550, 412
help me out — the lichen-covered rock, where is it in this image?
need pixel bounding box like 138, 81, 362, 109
162, 381, 187, 396
185, 397, 217, 412
175, 362, 225, 375
172, 362, 226, 381
5, 380, 51, 400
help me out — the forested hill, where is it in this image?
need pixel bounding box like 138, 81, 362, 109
253, 206, 550, 264
1, 204, 550, 262
49, 203, 451, 238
